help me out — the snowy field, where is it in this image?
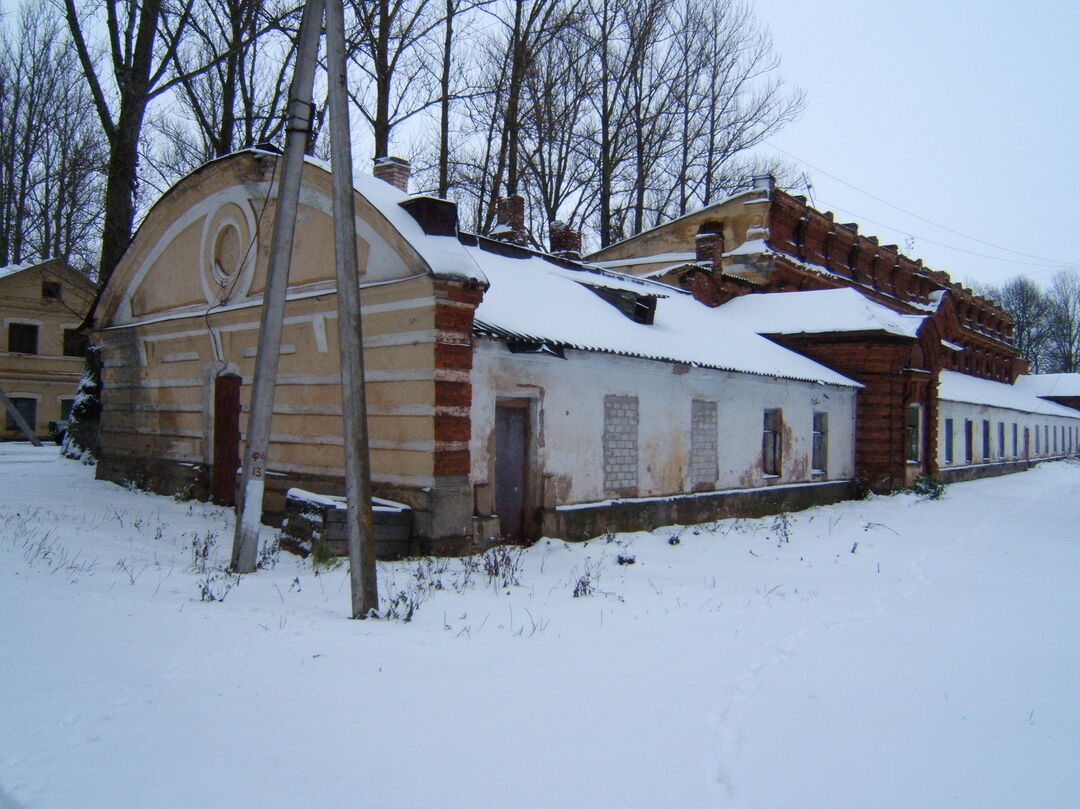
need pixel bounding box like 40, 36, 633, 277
1, 443, 1078, 809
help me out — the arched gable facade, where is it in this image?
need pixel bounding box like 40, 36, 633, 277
91, 151, 483, 547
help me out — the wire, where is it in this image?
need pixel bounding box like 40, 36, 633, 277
816, 198, 1072, 273
768, 143, 1078, 269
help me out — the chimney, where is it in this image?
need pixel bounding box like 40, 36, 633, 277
694, 221, 725, 272
752, 175, 775, 193
373, 155, 411, 192
491, 195, 527, 245
548, 221, 582, 259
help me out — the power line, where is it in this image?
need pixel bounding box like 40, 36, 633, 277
769, 143, 1077, 268
817, 198, 1072, 273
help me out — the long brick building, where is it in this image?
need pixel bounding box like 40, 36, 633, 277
589, 177, 1079, 491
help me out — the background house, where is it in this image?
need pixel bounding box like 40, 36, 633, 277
1, 259, 96, 441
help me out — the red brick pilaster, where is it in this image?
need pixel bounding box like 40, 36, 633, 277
433, 279, 482, 478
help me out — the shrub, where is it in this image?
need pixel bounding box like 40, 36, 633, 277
911, 474, 946, 501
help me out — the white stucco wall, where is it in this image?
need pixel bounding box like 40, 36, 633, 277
471, 339, 857, 507
936, 399, 1080, 468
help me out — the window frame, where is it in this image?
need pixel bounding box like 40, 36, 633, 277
7, 322, 39, 354
762, 408, 783, 477
811, 411, 828, 475
905, 404, 922, 464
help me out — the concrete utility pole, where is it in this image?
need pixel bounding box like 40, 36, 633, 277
230, 0, 325, 573
230, 0, 378, 618
325, 0, 378, 616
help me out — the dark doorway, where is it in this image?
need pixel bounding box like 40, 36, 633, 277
212, 374, 241, 506
495, 402, 529, 540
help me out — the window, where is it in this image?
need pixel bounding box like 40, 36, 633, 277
1044, 425, 1049, 454
906, 405, 922, 463
812, 412, 828, 474
7, 323, 38, 354
690, 400, 718, 490
1035, 425, 1040, 454
762, 409, 782, 476
60, 398, 75, 421
944, 418, 954, 464
1012, 423, 1018, 457
4, 397, 36, 431
603, 395, 638, 493
63, 329, 89, 357
965, 419, 973, 463
982, 420, 990, 461
1053, 426, 1059, 453
42, 281, 61, 299
998, 422, 1005, 459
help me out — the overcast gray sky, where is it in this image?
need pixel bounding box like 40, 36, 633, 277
750, 0, 1079, 290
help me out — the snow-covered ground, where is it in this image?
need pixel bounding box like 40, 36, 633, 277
1, 443, 1078, 809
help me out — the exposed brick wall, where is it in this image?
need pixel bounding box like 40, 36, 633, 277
433, 279, 483, 478
603, 394, 639, 494
770, 335, 930, 491
766, 190, 1019, 385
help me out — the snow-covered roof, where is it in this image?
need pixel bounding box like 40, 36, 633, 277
0, 260, 42, 282
592, 252, 696, 271
1013, 373, 1080, 399
717, 288, 925, 338
301, 155, 487, 285
471, 249, 860, 387
938, 370, 1080, 418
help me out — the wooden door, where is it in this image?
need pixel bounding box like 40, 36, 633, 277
212, 374, 241, 506
495, 403, 528, 540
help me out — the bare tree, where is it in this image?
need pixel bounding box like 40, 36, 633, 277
518, 21, 598, 235
1045, 271, 1080, 373
982, 276, 1051, 373
63, 0, 212, 282
346, 0, 444, 161
0, 0, 104, 271
151, 0, 300, 178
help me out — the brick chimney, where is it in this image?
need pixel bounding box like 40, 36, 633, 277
373, 156, 411, 192
491, 195, 527, 245
694, 221, 725, 272
548, 221, 582, 259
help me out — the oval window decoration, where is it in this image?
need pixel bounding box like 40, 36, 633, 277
212, 222, 242, 286
199, 196, 257, 306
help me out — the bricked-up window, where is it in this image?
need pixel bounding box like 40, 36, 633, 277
982, 420, 991, 461
998, 422, 1005, 458
42, 281, 61, 299
1012, 423, 1018, 457
965, 419, 974, 463
4, 397, 36, 431
690, 400, 718, 490
906, 405, 921, 463
603, 395, 638, 493
62, 329, 89, 357
7, 323, 38, 354
762, 409, 782, 476
944, 418, 954, 463
811, 411, 828, 474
